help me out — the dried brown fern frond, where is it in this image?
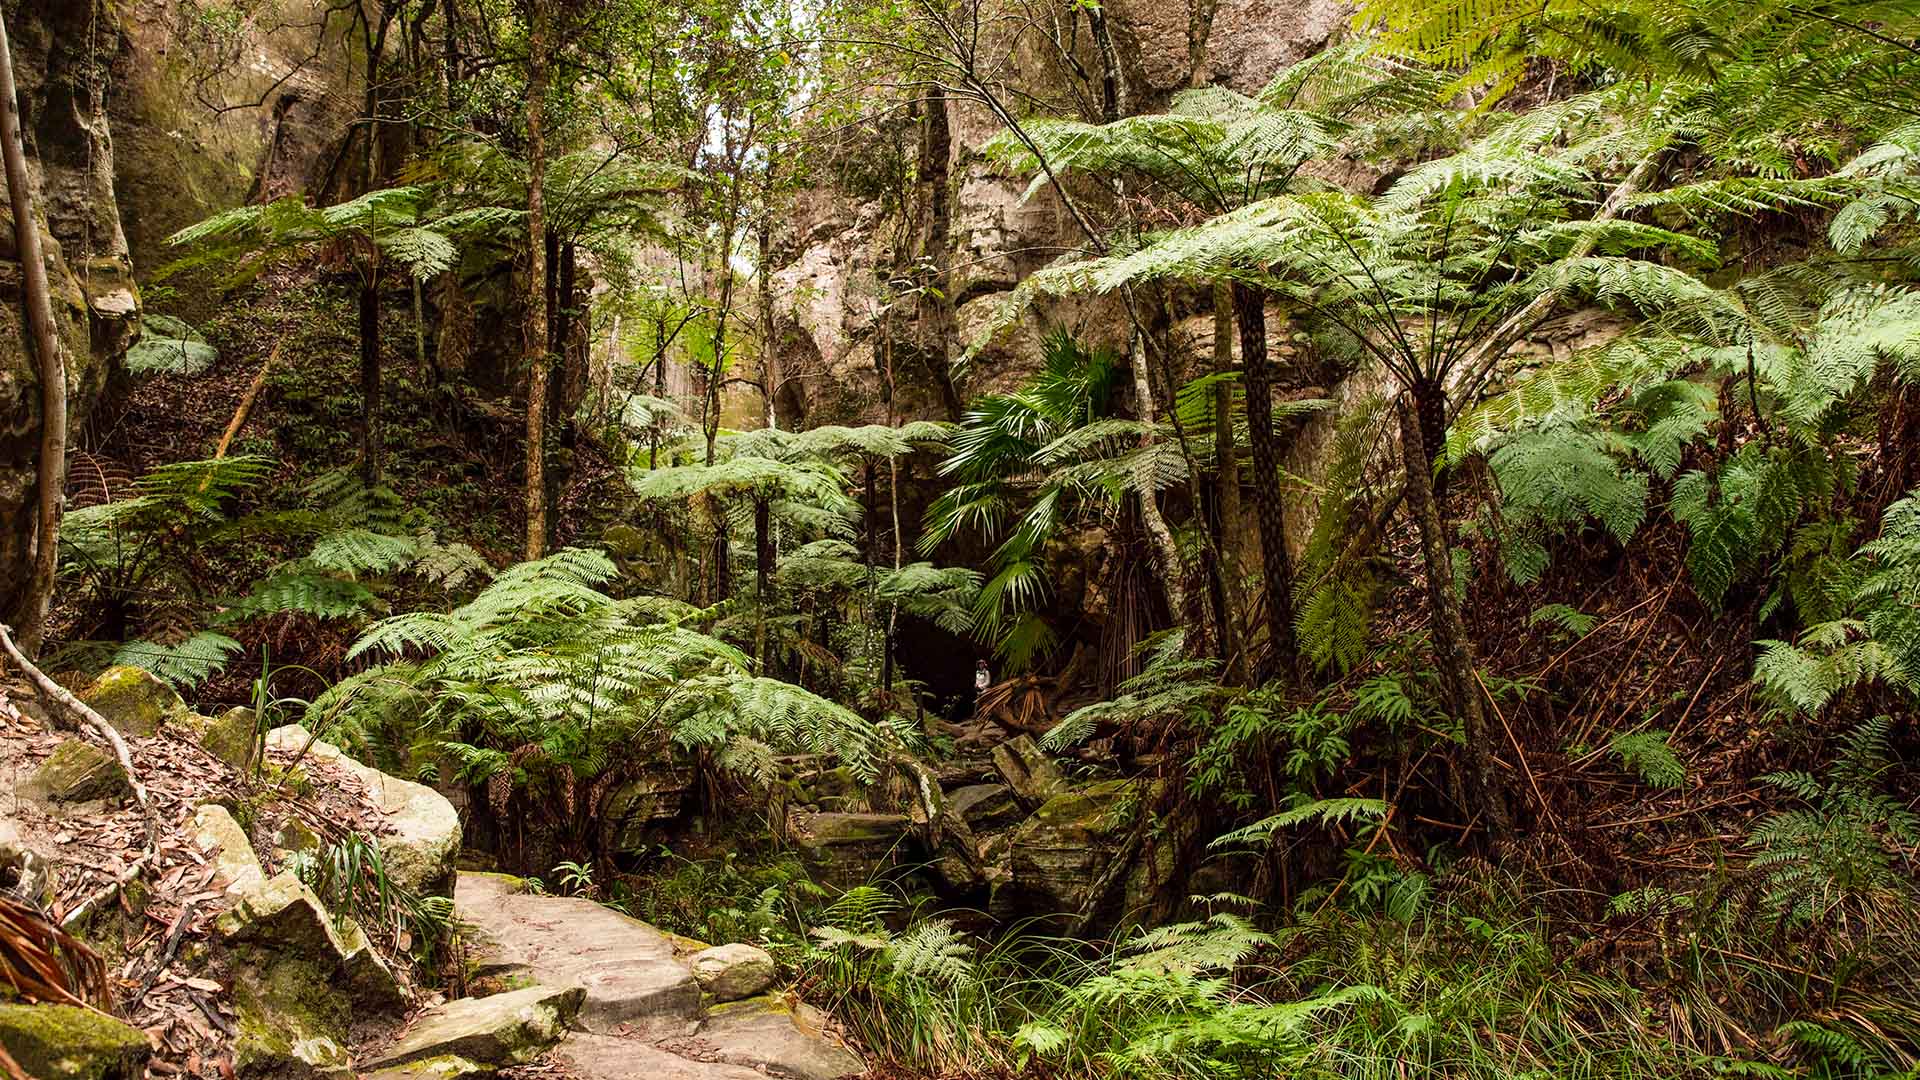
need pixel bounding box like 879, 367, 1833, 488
0, 895, 106, 1007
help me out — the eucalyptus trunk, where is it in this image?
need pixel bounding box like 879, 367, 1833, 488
522, 0, 551, 560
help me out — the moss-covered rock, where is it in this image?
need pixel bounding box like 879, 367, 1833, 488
362, 984, 584, 1070
200, 706, 260, 771
79, 665, 185, 738
216, 872, 346, 961
22, 741, 129, 805
948, 782, 1023, 832
230, 952, 353, 1079
190, 803, 265, 895
338, 917, 405, 1011
1003, 780, 1140, 919
992, 735, 1068, 809
791, 811, 913, 886
689, 943, 778, 1002
0, 1004, 148, 1080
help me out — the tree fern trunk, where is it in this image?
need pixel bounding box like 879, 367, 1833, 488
755, 495, 771, 667
1399, 388, 1511, 835
359, 276, 383, 487
1229, 282, 1299, 679
1210, 282, 1247, 680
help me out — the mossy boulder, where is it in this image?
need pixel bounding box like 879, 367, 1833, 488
0, 1004, 148, 1080
791, 811, 912, 886
696, 995, 865, 1080
22, 741, 129, 805
265, 725, 461, 897
362, 984, 584, 1070
992, 735, 1068, 809
200, 706, 260, 771
689, 943, 778, 1002
79, 665, 186, 738
948, 783, 1023, 832
338, 917, 405, 1011
1003, 780, 1139, 918
216, 872, 346, 961
230, 953, 353, 1079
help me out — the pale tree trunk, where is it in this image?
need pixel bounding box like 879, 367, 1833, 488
757, 207, 779, 431
1, 12, 66, 658
1399, 389, 1511, 835
1128, 332, 1188, 627
522, 0, 550, 561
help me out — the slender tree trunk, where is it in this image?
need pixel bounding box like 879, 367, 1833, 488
917, 86, 963, 421
359, 277, 384, 486
1400, 388, 1510, 834
757, 212, 779, 430
1210, 283, 1248, 677
522, 0, 550, 561
1, 11, 65, 657
1128, 332, 1188, 627
754, 496, 771, 666
1229, 282, 1299, 678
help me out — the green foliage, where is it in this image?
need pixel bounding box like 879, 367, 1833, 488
289, 832, 453, 963
1748, 718, 1920, 925
1609, 730, 1687, 788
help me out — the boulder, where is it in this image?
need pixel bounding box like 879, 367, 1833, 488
363, 984, 585, 1069
266, 725, 461, 896
947, 783, 1023, 832
339, 917, 406, 1011
1005, 780, 1138, 917
230, 954, 353, 1079
0, 818, 56, 905
558, 1034, 765, 1080
200, 706, 260, 771
0, 1004, 148, 1080
694, 996, 864, 1080
361, 1056, 489, 1080
78, 665, 184, 738
216, 872, 347, 961
21, 741, 128, 805
689, 943, 777, 1002
992, 736, 1068, 809
191, 804, 266, 895
790, 812, 912, 886
603, 759, 694, 852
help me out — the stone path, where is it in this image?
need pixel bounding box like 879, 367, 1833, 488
433, 872, 865, 1080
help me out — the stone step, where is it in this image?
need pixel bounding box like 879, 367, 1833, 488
455, 872, 701, 1034
363, 983, 584, 1071
554, 1033, 766, 1080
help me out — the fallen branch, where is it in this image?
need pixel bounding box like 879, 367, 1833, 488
59, 854, 154, 932
203, 341, 282, 486
1, 623, 158, 850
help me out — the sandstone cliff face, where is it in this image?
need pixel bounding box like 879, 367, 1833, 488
768, 0, 1355, 428
2, 0, 356, 625
1, 0, 138, 627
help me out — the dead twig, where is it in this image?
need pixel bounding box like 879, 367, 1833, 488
0, 623, 158, 851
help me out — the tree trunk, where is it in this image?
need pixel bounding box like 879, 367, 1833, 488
917, 86, 963, 421
754, 495, 771, 666
1229, 282, 1299, 678
758, 212, 779, 430
1209, 282, 1247, 677
1128, 332, 1188, 629
1400, 388, 1510, 835
0, 10, 65, 657
522, 0, 550, 561
359, 277, 383, 486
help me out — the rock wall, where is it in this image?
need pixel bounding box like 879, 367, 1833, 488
1, 0, 138, 630
768, 0, 1357, 428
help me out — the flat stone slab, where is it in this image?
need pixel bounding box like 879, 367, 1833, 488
266, 725, 461, 896
685, 996, 864, 1080
366, 984, 584, 1069
556, 1033, 766, 1080
454, 873, 702, 1034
